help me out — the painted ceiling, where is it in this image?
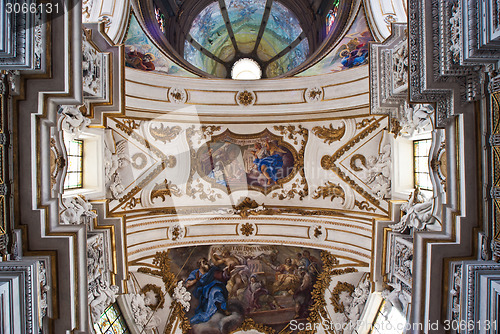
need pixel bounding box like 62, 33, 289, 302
183, 0, 309, 77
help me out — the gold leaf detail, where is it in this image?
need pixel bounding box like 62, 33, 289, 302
150, 124, 182, 143
312, 123, 346, 144
151, 180, 182, 202
330, 281, 356, 313
313, 181, 345, 202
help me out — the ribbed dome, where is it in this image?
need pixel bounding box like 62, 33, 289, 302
141, 0, 346, 78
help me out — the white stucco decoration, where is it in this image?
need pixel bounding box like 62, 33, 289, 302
60, 195, 97, 225
173, 281, 191, 311
390, 188, 441, 233
60, 105, 91, 137
364, 0, 407, 41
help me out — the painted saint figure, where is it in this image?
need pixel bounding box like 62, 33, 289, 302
126, 49, 156, 71
251, 141, 286, 185
185, 257, 231, 324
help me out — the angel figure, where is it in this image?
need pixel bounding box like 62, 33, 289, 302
250, 141, 286, 185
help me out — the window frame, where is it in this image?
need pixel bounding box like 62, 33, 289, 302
413, 138, 432, 191
63, 137, 84, 190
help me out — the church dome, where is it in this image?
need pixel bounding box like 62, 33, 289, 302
138, 0, 348, 78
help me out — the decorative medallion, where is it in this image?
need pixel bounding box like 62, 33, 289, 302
238, 222, 256, 237
168, 223, 185, 241
236, 90, 255, 106
305, 87, 323, 102
310, 224, 326, 242
169, 87, 188, 104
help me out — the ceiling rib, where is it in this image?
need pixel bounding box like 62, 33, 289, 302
252, 0, 274, 55
218, 0, 239, 53
187, 35, 226, 65
265, 31, 307, 65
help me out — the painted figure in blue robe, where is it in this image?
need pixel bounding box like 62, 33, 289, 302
185, 257, 230, 324
340, 46, 368, 69
252, 141, 286, 185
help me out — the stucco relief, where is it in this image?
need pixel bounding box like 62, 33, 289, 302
59, 105, 91, 137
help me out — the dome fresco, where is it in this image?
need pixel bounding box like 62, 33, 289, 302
183, 0, 310, 78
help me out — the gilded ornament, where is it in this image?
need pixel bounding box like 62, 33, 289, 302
313, 226, 323, 239
312, 181, 345, 201
237, 90, 254, 106
140, 284, 165, 309
151, 180, 182, 202
330, 281, 356, 313
356, 117, 377, 129
122, 197, 141, 210
230, 318, 275, 334
123, 119, 140, 131
312, 123, 346, 144
350, 154, 367, 172
239, 223, 255, 236
171, 225, 183, 241
150, 124, 182, 143
390, 118, 403, 138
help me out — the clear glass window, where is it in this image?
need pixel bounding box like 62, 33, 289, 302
64, 137, 83, 190
414, 139, 432, 191
93, 303, 130, 334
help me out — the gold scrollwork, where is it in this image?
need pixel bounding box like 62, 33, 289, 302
320, 118, 385, 210
229, 318, 275, 334
312, 181, 345, 201
151, 180, 182, 202
312, 123, 346, 144
390, 118, 403, 138
356, 117, 377, 130
350, 154, 367, 172
122, 197, 141, 210
150, 124, 182, 143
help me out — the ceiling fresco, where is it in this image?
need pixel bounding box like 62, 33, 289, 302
128, 244, 369, 334
124, 13, 198, 77
296, 6, 373, 77
266, 37, 310, 77
225, 0, 267, 53
182, 0, 310, 77
103, 116, 389, 217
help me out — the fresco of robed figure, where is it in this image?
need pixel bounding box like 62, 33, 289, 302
167, 245, 324, 334
195, 130, 296, 193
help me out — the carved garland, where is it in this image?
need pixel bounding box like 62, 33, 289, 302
330, 281, 356, 313
307, 252, 358, 332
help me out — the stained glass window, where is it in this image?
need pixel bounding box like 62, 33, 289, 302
93, 303, 130, 334
414, 139, 432, 191
326, 0, 340, 34
155, 6, 167, 33
64, 138, 83, 190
